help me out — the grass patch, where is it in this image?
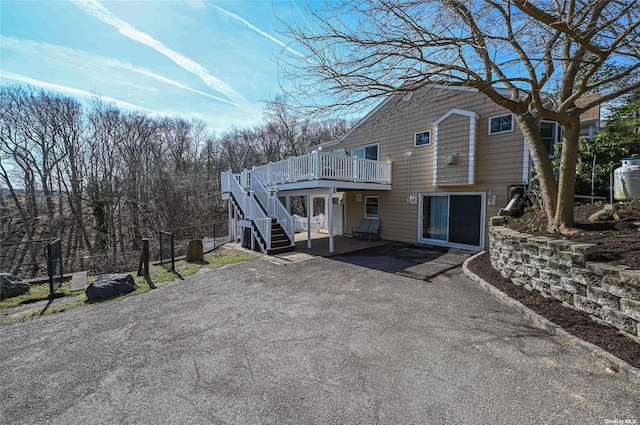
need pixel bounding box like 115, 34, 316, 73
0, 282, 84, 309
1, 248, 258, 321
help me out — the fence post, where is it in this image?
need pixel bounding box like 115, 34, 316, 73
47, 242, 54, 297
159, 231, 164, 268
47, 239, 62, 298
137, 238, 150, 277
170, 233, 175, 272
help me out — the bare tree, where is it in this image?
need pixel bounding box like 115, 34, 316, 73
282, 0, 640, 233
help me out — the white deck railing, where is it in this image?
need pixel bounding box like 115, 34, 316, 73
224, 170, 295, 250
247, 196, 271, 252
222, 171, 247, 213
269, 196, 295, 243
250, 171, 295, 244
252, 151, 391, 186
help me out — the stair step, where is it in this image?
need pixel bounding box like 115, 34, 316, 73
270, 239, 291, 248
267, 245, 295, 255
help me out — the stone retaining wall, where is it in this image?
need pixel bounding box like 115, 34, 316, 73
488, 217, 640, 341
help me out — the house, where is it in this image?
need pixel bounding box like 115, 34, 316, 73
221, 85, 574, 254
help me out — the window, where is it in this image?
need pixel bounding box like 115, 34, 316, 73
333, 148, 347, 155
353, 143, 379, 160
415, 131, 431, 146
540, 121, 562, 157
489, 114, 514, 134
365, 196, 379, 218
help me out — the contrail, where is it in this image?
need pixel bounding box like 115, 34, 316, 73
210, 3, 305, 58
0, 35, 238, 106
71, 0, 249, 106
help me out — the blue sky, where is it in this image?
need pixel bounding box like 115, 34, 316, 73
0, 0, 310, 132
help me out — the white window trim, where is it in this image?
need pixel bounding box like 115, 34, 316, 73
523, 138, 531, 185
488, 113, 514, 135
416, 192, 486, 251
432, 108, 479, 186
364, 196, 379, 218
540, 120, 561, 158
353, 143, 380, 161
414, 130, 431, 147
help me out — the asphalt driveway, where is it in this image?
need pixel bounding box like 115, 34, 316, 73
1, 246, 639, 424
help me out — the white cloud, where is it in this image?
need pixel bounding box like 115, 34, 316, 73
210, 3, 304, 58
71, 0, 249, 107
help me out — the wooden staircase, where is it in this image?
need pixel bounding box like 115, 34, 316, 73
230, 194, 245, 219
251, 219, 295, 256
267, 221, 295, 255
224, 171, 295, 255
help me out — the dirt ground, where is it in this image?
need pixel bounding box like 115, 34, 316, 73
467, 202, 640, 368
506, 203, 640, 270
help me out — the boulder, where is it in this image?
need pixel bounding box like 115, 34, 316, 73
186, 239, 204, 262
0, 273, 30, 299
614, 221, 638, 231
85, 273, 138, 302
589, 209, 617, 222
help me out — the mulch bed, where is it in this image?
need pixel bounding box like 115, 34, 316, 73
466, 252, 640, 368
506, 203, 640, 270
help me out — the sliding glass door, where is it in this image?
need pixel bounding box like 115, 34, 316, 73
418, 193, 484, 250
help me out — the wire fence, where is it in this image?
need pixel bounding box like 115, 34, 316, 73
1, 221, 230, 280
159, 221, 230, 268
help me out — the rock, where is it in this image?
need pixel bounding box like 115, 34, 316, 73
617, 208, 634, 217
588, 209, 616, 222
186, 239, 204, 262
614, 221, 638, 231
85, 273, 138, 302
603, 203, 621, 211
629, 199, 640, 209
0, 273, 30, 299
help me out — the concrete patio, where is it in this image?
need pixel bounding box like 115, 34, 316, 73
292, 231, 388, 257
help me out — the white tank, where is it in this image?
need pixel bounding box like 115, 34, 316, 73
613, 158, 640, 201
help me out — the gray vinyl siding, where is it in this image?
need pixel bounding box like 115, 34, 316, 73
338, 87, 527, 245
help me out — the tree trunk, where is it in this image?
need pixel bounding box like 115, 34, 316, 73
553, 117, 581, 233
514, 115, 559, 230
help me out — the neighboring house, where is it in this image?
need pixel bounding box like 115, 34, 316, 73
221, 85, 589, 254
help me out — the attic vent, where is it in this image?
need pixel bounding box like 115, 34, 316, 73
446, 154, 458, 165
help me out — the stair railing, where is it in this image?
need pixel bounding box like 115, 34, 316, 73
251, 171, 270, 211
224, 171, 248, 217
248, 195, 271, 252
269, 196, 295, 245
251, 171, 294, 245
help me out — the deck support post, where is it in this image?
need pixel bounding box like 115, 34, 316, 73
307, 194, 312, 248
328, 188, 335, 253
228, 199, 233, 242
